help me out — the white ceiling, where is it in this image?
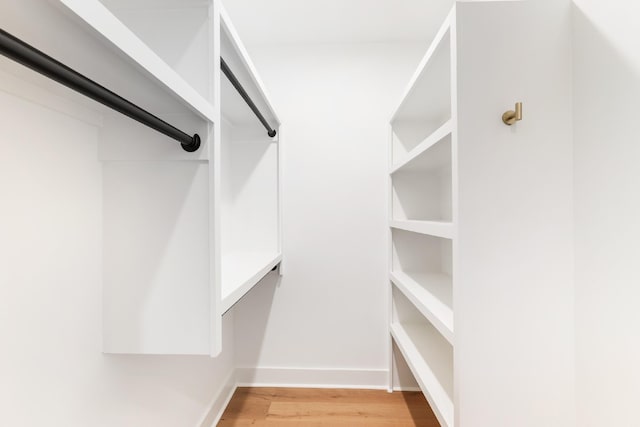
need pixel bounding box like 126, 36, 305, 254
222, 0, 455, 46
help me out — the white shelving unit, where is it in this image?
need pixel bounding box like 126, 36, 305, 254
52, 0, 281, 356
388, 7, 455, 426
388, 2, 575, 426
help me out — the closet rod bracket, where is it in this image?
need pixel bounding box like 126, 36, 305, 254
181, 134, 201, 152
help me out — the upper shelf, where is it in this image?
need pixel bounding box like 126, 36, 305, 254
220, 4, 280, 132
390, 8, 452, 124
58, 0, 216, 122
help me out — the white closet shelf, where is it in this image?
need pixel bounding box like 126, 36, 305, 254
58, 0, 216, 122
391, 121, 453, 175
390, 8, 453, 123
391, 322, 454, 427
390, 271, 453, 344
221, 251, 282, 313
390, 220, 453, 239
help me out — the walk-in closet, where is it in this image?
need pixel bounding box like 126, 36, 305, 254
1, 0, 638, 426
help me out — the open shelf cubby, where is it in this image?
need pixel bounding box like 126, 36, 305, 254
219, 119, 280, 313
392, 288, 454, 427
60, 0, 215, 122
391, 228, 453, 341
391, 130, 452, 223
390, 24, 451, 166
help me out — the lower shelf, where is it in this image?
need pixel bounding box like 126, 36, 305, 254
221, 251, 282, 313
391, 321, 454, 427
390, 271, 454, 344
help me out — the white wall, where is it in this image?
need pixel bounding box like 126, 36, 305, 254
0, 62, 233, 427
573, 2, 640, 425
232, 43, 425, 387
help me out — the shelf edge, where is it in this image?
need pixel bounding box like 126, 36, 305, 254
220, 252, 282, 313
390, 220, 454, 239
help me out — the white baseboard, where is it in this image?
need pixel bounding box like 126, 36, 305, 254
197, 370, 237, 427
235, 367, 389, 390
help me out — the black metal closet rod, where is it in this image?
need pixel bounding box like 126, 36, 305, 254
0, 29, 201, 152
221, 58, 276, 138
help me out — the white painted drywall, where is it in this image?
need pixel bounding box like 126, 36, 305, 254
222, 0, 454, 45
231, 43, 425, 387
454, 2, 575, 425
0, 65, 234, 427
573, 2, 640, 425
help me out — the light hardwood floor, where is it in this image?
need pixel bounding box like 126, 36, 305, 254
218, 387, 439, 426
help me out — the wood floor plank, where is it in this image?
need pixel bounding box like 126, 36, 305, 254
218, 387, 438, 426
238, 387, 415, 402
267, 401, 431, 420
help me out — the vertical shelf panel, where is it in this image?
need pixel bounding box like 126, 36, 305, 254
102, 161, 211, 354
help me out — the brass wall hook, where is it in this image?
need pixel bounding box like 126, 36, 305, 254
502, 102, 523, 125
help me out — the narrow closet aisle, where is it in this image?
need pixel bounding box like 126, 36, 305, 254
219, 388, 437, 426
2, 0, 640, 426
